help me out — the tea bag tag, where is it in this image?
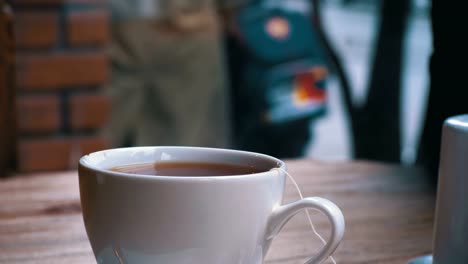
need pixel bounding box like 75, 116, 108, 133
272, 168, 337, 264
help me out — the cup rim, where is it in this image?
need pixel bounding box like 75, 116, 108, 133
79, 146, 286, 181
445, 114, 468, 132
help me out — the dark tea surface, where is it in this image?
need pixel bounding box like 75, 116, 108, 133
110, 162, 264, 176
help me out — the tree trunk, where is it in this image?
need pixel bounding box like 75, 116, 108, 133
351, 0, 409, 162
314, 0, 409, 162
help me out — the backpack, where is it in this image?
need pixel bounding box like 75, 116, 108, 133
225, 0, 329, 157
231, 0, 328, 124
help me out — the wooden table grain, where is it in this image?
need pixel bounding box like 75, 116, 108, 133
0, 160, 435, 264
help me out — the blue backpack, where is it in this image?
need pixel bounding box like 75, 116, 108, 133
232, 1, 328, 124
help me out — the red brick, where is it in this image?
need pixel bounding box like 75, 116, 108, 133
67, 9, 109, 46
18, 137, 71, 172
17, 95, 60, 133
16, 52, 108, 91
17, 135, 108, 172
15, 11, 58, 48
70, 93, 110, 130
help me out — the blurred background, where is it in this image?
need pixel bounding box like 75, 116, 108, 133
1, 0, 435, 176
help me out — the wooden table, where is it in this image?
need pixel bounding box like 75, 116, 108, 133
0, 160, 435, 263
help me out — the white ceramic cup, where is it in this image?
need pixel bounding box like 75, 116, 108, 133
432, 115, 468, 263
79, 147, 345, 264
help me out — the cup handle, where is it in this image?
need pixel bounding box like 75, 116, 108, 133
265, 197, 345, 264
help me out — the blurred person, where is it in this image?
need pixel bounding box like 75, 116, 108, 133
106, 0, 230, 148
223, 0, 328, 158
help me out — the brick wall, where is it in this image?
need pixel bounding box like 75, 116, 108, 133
13, 0, 110, 172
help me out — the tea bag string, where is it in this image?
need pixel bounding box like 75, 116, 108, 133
272, 168, 337, 264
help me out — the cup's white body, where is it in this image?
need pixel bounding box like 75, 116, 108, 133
433, 115, 468, 264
